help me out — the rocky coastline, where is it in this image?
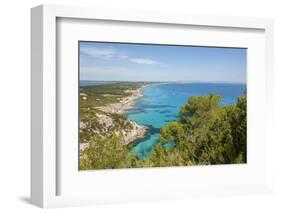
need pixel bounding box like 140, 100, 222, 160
80, 84, 149, 151
97, 85, 148, 144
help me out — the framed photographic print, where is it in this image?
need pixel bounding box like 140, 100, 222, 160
78, 41, 247, 169
31, 4, 274, 208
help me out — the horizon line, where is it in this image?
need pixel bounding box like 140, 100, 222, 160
80, 80, 246, 84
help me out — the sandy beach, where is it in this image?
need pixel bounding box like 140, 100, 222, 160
96, 85, 147, 114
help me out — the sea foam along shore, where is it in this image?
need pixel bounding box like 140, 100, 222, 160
96, 84, 149, 145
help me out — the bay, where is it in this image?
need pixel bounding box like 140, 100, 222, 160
127, 83, 246, 160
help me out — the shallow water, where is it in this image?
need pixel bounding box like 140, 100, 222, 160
127, 83, 246, 160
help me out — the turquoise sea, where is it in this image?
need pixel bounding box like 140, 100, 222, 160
126, 83, 246, 160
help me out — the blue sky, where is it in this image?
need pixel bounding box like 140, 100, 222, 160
80, 41, 246, 83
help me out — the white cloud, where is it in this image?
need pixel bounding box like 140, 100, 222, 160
81, 45, 162, 65
118, 54, 128, 59
129, 58, 160, 65
81, 47, 116, 59
81, 46, 129, 60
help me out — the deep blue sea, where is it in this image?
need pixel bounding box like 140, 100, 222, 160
126, 83, 246, 160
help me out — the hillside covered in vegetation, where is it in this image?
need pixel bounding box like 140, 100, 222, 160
79, 82, 149, 151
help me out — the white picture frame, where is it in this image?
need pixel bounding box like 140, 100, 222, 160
31, 4, 274, 208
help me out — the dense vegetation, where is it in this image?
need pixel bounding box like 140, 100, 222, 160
80, 134, 135, 169
140, 92, 247, 167
80, 89, 247, 170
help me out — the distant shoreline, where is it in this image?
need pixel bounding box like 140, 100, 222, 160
80, 80, 246, 88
